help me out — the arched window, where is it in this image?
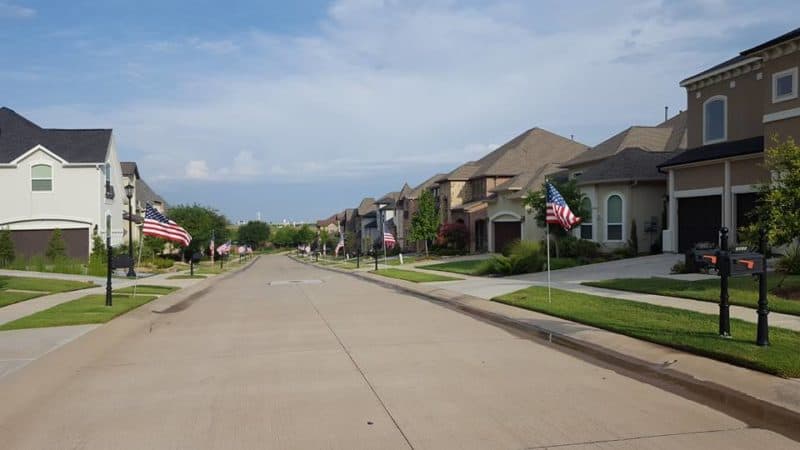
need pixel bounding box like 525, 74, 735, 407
703, 96, 727, 144
580, 197, 592, 240
607, 195, 623, 241
31, 164, 53, 191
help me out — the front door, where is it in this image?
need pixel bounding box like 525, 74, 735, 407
493, 221, 520, 254
678, 196, 721, 252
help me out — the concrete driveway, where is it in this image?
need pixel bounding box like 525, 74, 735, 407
0, 255, 795, 449
509, 253, 686, 283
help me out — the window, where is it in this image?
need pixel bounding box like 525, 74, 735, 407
772, 67, 798, 103
580, 197, 592, 240
606, 195, 623, 241
31, 164, 52, 191
703, 96, 726, 144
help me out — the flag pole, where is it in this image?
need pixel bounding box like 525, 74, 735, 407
546, 221, 552, 303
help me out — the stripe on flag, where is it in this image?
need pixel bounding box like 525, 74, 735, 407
545, 183, 581, 231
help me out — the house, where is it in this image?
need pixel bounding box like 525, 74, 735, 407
0, 107, 125, 260
120, 161, 167, 246
354, 197, 376, 250
559, 112, 688, 251
659, 27, 800, 252
375, 191, 400, 242
396, 173, 445, 252
315, 214, 340, 236
440, 128, 588, 252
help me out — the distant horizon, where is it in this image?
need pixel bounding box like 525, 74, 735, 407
3, 1, 797, 221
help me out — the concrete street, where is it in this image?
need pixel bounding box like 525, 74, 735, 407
0, 255, 796, 449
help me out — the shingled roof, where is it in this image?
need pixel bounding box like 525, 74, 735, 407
577, 148, 677, 185
357, 197, 376, 216
562, 111, 687, 167
121, 161, 140, 178
471, 128, 588, 178
0, 107, 111, 164
507, 165, 568, 199
437, 162, 480, 182
136, 178, 166, 207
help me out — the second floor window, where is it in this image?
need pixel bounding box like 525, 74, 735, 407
773, 67, 798, 103
703, 96, 726, 144
31, 164, 53, 191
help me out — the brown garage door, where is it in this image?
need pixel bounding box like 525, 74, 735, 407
11, 228, 90, 260
493, 221, 520, 254
678, 196, 721, 252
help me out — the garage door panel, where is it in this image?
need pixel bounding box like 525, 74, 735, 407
11, 229, 90, 260
493, 222, 520, 254
678, 196, 721, 252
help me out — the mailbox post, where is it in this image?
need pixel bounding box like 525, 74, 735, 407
718, 228, 730, 337
757, 228, 770, 346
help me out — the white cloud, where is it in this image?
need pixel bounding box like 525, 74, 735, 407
28, 0, 796, 188
0, 1, 34, 18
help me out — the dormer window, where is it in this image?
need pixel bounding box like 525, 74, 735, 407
31, 164, 53, 191
703, 96, 727, 144
772, 67, 798, 103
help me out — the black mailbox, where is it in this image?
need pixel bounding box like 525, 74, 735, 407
686, 242, 718, 273
727, 251, 765, 277
191, 252, 202, 264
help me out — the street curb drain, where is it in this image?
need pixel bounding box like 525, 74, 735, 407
268, 279, 323, 286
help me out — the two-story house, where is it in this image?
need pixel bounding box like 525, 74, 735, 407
396, 173, 445, 252
450, 128, 588, 253
659, 27, 800, 252
0, 107, 125, 260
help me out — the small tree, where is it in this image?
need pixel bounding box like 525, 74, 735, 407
46, 229, 67, 260
295, 224, 316, 245
237, 221, 271, 249
0, 228, 14, 267
755, 136, 800, 246
409, 190, 440, 257
91, 231, 106, 261
629, 219, 639, 255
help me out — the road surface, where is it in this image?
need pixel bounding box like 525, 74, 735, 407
0, 255, 796, 449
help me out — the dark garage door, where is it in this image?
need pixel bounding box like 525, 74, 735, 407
678, 196, 721, 252
11, 228, 90, 260
493, 221, 520, 254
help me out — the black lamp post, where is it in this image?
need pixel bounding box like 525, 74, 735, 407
124, 183, 136, 278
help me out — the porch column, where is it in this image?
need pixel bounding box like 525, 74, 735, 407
667, 170, 678, 252
723, 161, 732, 238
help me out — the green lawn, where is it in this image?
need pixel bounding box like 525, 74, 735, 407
166, 274, 207, 280
0, 291, 43, 308
372, 268, 462, 283
494, 286, 800, 378
419, 259, 487, 275
585, 276, 800, 317
0, 294, 157, 330
0, 276, 95, 293
113, 285, 178, 296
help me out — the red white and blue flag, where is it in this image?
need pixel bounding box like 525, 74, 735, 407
546, 183, 581, 231
383, 232, 396, 249
142, 204, 192, 246
216, 241, 232, 255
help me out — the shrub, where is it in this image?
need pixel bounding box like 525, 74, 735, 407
629, 220, 639, 255
478, 241, 544, 276
46, 229, 67, 260
0, 227, 14, 267
777, 244, 800, 275
434, 222, 469, 252
558, 236, 602, 259
671, 261, 689, 274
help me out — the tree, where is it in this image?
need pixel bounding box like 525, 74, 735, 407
296, 224, 316, 245
271, 226, 298, 247
409, 190, 440, 256
167, 204, 230, 253
46, 229, 67, 260
523, 178, 588, 238
754, 136, 800, 246
0, 227, 14, 267
237, 221, 271, 249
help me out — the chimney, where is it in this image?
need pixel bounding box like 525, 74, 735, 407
664, 106, 668, 122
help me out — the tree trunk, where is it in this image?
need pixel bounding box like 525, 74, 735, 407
424, 240, 429, 258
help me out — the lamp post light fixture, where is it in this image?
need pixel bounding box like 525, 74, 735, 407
124, 183, 136, 278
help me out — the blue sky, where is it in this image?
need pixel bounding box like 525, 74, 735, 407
2, 1, 798, 223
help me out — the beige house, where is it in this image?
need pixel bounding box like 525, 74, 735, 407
438, 128, 588, 252
395, 174, 445, 252
660, 27, 799, 252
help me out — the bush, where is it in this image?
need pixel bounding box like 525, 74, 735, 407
777, 244, 800, 275
558, 236, 602, 259
46, 229, 67, 260
0, 228, 14, 267
152, 258, 175, 269
671, 261, 689, 274
434, 222, 470, 252
478, 240, 544, 276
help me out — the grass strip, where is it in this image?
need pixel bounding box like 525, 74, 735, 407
494, 286, 800, 378
373, 268, 462, 283
0, 276, 95, 293
418, 260, 486, 276
0, 294, 157, 331
113, 285, 178, 296
585, 275, 800, 317
0, 291, 44, 308
166, 275, 207, 280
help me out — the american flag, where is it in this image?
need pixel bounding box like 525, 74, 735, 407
383, 232, 396, 248
216, 241, 231, 254
546, 183, 581, 231
142, 204, 192, 246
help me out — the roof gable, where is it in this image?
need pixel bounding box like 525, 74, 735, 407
0, 107, 112, 164
576, 148, 676, 185
471, 128, 588, 178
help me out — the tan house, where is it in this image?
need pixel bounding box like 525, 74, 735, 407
440, 128, 588, 252
660, 27, 800, 252
559, 112, 688, 251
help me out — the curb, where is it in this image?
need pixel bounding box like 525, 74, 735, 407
293, 255, 800, 442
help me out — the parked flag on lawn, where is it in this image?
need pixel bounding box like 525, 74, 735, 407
216, 241, 231, 255
142, 204, 192, 247
335, 233, 345, 257
383, 232, 396, 249
546, 183, 581, 231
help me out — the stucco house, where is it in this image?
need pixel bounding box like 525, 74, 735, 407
659, 27, 799, 252
0, 107, 125, 260
559, 112, 688, 251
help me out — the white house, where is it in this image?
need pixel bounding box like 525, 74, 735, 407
0, 107, 126, 260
